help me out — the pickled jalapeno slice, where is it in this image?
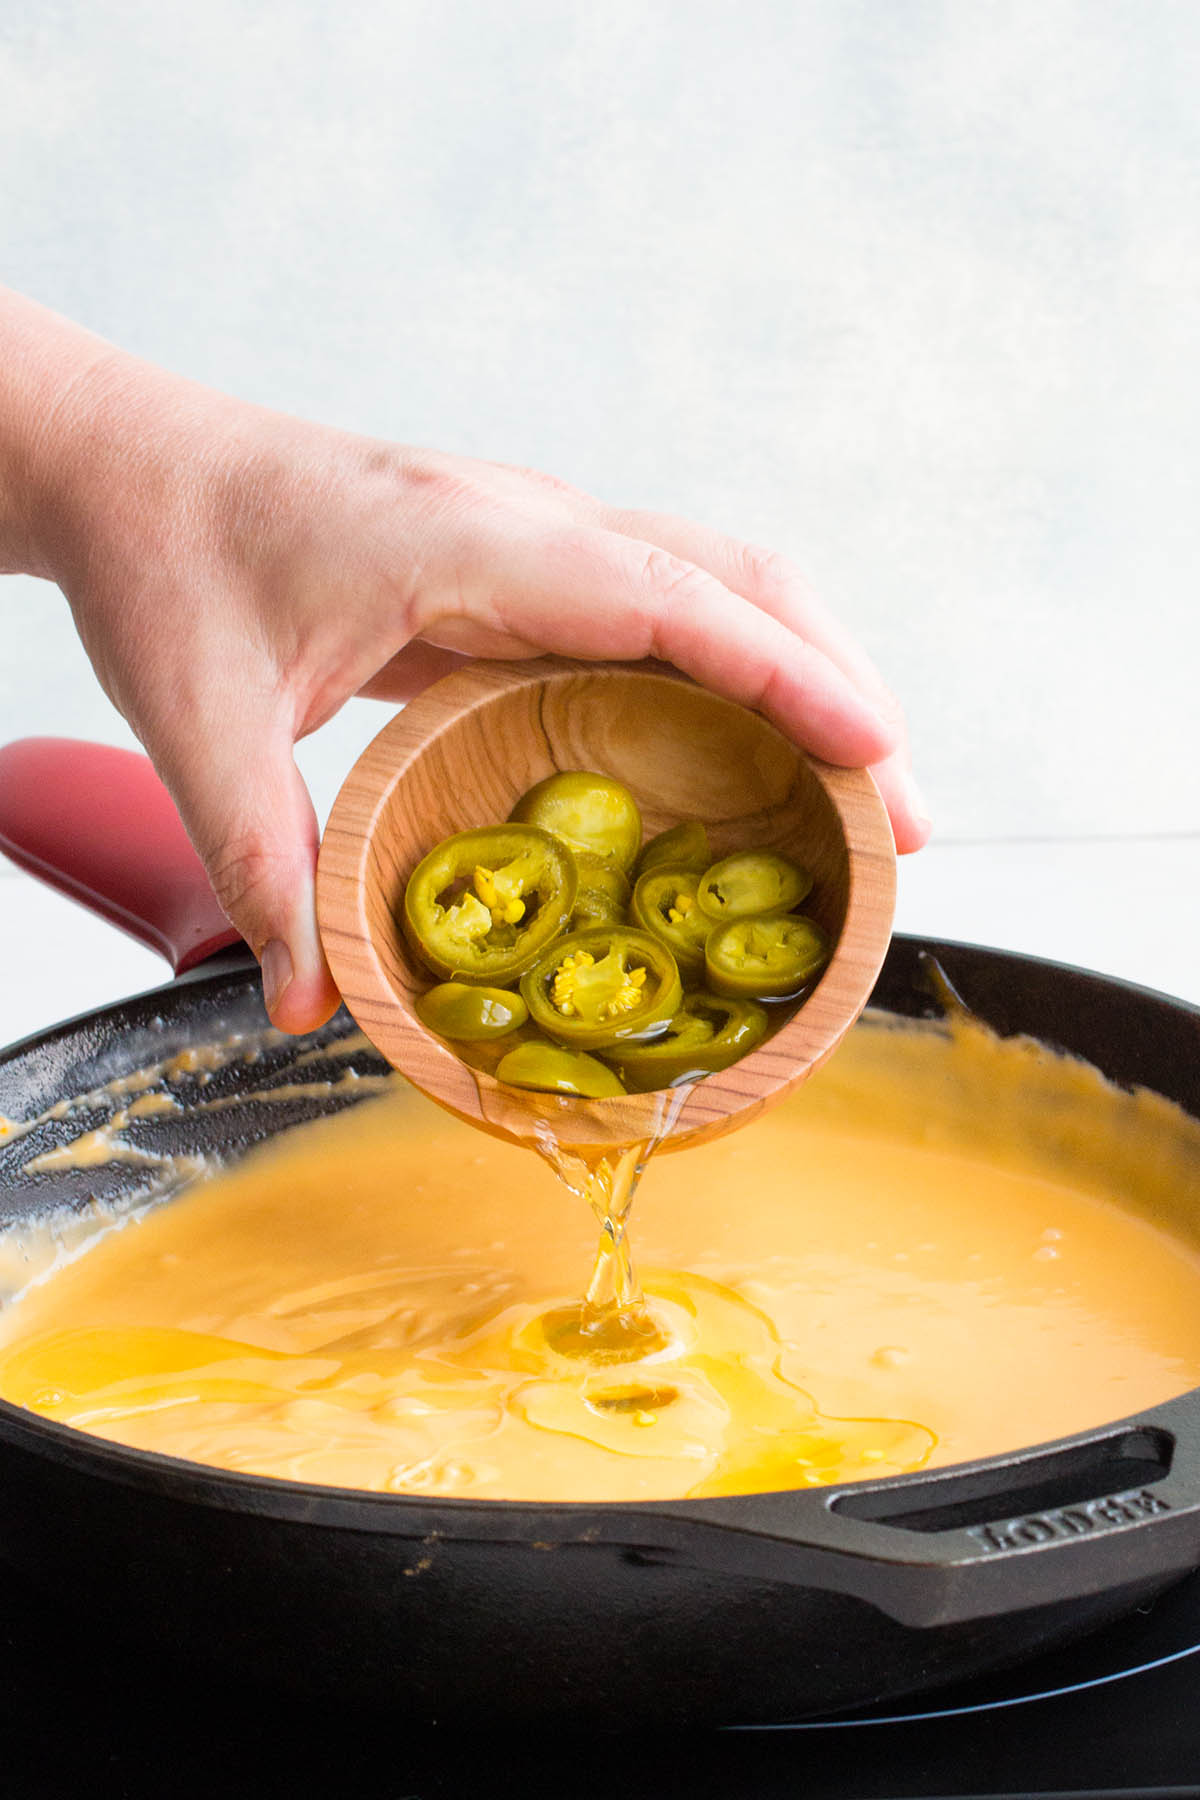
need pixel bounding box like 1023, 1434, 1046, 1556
496, 1041, 627, 1098
403, 778, 832, 1094
636, 820, 712, 878
415, 982, 529, 1041
705, 914, 830, 1001
570, 886, 626, 930
570, 855, 632, 931
510, 772, 642, 872
630, 864, 711, 976
402, 825, 576, 983
603, 991, 769, 1091
520, 926, 683, 1052
696, 850, 812, 922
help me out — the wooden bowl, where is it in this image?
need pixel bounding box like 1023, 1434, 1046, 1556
316, 658, 896, 1154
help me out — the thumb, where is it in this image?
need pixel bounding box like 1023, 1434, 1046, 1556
154, 717, 340, 1034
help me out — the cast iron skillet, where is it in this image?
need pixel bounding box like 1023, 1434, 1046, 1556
1, 741, 1199, 1728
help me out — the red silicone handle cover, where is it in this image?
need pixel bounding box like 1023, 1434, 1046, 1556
0, 737, 243, 975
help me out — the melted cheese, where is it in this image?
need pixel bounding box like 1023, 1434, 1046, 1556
1, 1014, 1199, 1503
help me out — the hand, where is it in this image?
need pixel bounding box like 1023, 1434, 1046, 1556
8, 292, 929, 1033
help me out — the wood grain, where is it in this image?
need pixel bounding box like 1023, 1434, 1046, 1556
316, 658, 896, 1153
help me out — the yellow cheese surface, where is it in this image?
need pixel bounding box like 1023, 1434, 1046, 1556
1, 1014, 1198, 1502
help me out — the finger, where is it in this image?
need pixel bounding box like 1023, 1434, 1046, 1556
150, 712, 341, 1034
457, 526, 898, 766
362, 601, 927, 842
603, 510, 930, 846
871, 752, 933, 854
603, 509, 893, 707
355, 642, 472, 704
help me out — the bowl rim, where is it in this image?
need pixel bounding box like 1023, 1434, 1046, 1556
315, 656, 898, 1152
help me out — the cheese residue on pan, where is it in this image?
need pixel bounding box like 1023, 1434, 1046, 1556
0, 1014, 1199, 1503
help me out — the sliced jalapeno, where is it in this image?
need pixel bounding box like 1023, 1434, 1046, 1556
602, 991, 769, 1091
696, 850, 812, 922
402, 825, 576, 984
520, 926, 683, 1052
510, 772, 642, 872
705, 914, 830, 1001
497, 1041, 627, 1098
570, 855, 632, 931
415, 982, 529, 1041
636, 820, 712, 878
630, 863, 711, 977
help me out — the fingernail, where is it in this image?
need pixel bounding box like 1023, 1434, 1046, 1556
260, 939, 293, 1018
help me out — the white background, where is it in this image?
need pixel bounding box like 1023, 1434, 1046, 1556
2, 1, 1198, 1038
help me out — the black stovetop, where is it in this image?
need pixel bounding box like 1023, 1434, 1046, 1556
5, 1560, 1200, 1799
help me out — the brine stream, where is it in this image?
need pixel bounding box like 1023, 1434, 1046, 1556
529, 1086, 693, 1364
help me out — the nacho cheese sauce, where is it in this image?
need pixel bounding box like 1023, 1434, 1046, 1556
1, 1015, 1199, 1503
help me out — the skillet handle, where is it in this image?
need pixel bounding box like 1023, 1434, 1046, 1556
654, 1408, 1200, 1628
0, 737, 241, 976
